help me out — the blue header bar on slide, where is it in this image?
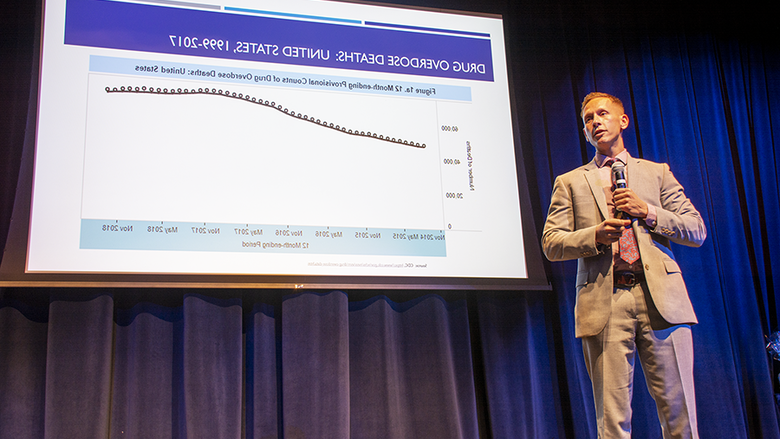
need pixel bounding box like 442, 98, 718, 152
64, 0, 495, 81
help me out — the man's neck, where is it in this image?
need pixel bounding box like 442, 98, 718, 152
597, 140, 626, 158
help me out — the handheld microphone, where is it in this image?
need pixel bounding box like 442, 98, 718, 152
611, 161, 627, 189
611, 161, 629, 220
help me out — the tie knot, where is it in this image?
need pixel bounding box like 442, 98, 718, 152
604, 158, 615, 168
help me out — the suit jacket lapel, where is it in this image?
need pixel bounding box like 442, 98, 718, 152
625, 155, 641, 188
583, 159, 609, 221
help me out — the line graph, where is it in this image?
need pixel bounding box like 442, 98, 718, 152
81, 74, 444, 231
105, 85, 427, 149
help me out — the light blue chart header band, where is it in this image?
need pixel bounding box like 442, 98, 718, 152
65, 0, 495, 81
90, 55, 473, 101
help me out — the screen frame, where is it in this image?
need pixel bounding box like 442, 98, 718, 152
0, 0, 550, 291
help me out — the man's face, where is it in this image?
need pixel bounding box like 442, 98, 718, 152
581, 97, 629, 154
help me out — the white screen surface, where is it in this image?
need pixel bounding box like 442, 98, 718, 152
19, 0, 543, 288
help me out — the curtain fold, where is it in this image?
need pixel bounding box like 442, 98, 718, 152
0, 303, 47, 438
44, 294, 114, 439
282, 292, 350, 439
478, 292, 565, 439
181, 295, 244, 439
111, 302, 182, 438
245, 302, 279, 439
349, 295, 478, 439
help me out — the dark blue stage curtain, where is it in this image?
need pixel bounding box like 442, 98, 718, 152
3, 5, 780, 439
0, 292, 481, 439
508, 15, 780, 439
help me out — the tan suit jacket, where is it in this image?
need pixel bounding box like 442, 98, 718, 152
542, 155, 707, 338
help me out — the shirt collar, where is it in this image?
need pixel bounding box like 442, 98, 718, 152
596, 150, 630, 168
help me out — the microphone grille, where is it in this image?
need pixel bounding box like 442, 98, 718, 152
611, 160, 627, 188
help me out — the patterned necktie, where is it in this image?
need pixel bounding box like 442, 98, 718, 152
605, 159, 640, 265
619, 226, 640, 264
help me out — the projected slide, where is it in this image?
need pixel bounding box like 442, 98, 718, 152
26, 0, 529, 282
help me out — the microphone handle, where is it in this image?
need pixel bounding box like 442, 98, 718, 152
613, 182, 632, 221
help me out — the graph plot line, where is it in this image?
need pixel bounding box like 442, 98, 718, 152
105, 85, 427, 148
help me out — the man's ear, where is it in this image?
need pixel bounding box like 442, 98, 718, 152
620, 113, 629, 130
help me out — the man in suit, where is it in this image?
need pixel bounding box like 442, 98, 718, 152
542, 92, 706, 438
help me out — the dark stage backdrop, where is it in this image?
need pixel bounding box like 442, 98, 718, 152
2, 1, 780, 438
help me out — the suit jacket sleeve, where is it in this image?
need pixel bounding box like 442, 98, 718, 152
647, 163, 707, 248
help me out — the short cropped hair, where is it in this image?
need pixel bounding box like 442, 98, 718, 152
581, 92, 624, 117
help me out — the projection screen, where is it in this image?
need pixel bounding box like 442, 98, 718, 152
0, 0, 550, 289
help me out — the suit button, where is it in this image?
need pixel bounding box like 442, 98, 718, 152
645, 264, 650, 270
